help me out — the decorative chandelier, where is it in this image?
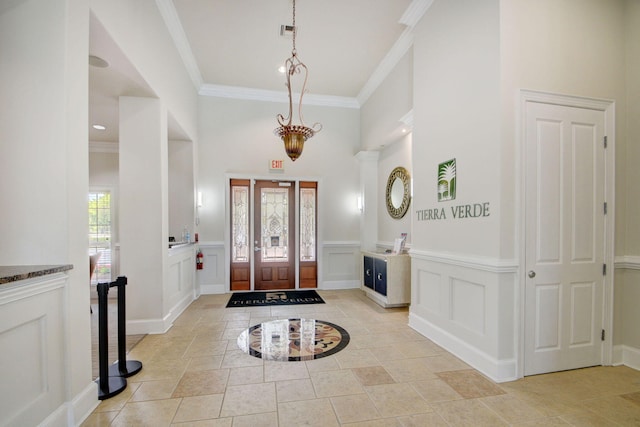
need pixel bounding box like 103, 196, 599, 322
274, 0, 322, 161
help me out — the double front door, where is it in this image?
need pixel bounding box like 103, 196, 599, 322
230, 179, 317, 291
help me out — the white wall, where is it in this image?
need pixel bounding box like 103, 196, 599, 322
90, 0, 198, 142
168, 140, 195, 241
406, 0, 635, 381
501, 0, 630, 361
90, 0, 200, 334
119, 96, 169, 330
412, 0, 501, 258
360, 50, 413, 151
0, 0, 96, 424
377, 135, 412, 248
409, 0, 513, 382
625, 0, 640, 256
500, 0, 627, 259
359, 48, 413, 250
1, 0, 75, 264
196, 96, 361, 290
197, 96, 361, 243
617, 0, 640, 365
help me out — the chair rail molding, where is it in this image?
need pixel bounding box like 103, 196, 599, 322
615, 256, 640, 270
409, 249, 518, 274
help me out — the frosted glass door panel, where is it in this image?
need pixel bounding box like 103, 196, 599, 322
261, 188, 289, 263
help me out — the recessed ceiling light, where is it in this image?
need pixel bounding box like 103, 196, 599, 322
92, 124, 106, 130
89, 55, 109, 68
278, 65, 286, 74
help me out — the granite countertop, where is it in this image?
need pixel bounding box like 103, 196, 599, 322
0, 265, 73, 285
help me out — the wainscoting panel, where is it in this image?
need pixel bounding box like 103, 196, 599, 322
0, 275, 67, 427
409, 250, 518, 382
416, 269, 442, 315
197, 242, 225, 294
614, 258, 640, 368
321, 242, 361, 289
154, 244, 197, 333
451, 277, 486, 335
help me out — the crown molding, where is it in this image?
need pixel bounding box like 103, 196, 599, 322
357, 0, 434, 106
400, 0, 435, 28
158, 0, 434, 109
199, 84, 360, 109
356, 29, 413, 106
400, 109, 414, 128
355, 150, 380, 161
89, 141, 119, 153
156, 0, 204, 89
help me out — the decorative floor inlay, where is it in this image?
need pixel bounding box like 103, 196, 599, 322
237, 318, 350, 361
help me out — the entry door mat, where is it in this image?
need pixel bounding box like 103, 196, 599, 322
237, 318, 350, 361
226, 290, 325, 308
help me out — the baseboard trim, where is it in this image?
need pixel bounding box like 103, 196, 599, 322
127, 317, 170, 335
621, 345, 640, 370
126, 293, 195, 334
408, 312, 517, 383
39, 381, 98, 427
200, 283, 226, 294
320, 280, 361, 290
70, 381, 100, 426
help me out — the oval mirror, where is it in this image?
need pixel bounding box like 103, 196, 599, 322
386, 167, 411, 219
390, 178, 404, 208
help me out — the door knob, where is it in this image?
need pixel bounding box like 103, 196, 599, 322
528, 270, 536, 278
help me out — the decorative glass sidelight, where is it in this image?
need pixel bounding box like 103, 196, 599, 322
261, 187, 289, 262
231, 185, 249, 263
300, 187, 316, 261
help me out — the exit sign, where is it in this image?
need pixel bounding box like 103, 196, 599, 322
270, 159, 284, 172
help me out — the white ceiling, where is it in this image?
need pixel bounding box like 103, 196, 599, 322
89, 0, 429, 143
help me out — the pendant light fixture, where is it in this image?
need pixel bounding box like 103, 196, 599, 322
274, 0, 322, 161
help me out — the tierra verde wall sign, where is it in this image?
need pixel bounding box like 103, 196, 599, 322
416, 202, 490, 221
416, 158, 490, 222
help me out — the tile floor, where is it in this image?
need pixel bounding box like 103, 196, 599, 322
82, 289, 640, 426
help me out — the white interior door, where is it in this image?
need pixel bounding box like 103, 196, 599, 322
524, 101, 606, 376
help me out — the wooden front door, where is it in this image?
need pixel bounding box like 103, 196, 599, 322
254, 180, 295, 290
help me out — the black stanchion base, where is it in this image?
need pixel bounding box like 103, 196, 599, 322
109, 360, 143, 378
97, 376, 127, 400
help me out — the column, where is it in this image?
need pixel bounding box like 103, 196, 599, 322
119, 96, 169, 331
355, 151, 380, 252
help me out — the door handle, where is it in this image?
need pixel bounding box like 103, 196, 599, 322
254, 246, 261, 252
528, 270, 536, 278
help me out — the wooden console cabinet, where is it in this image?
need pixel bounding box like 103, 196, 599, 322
361, 251, 410, 308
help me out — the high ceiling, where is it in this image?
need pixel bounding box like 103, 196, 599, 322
89, 0, 427, 142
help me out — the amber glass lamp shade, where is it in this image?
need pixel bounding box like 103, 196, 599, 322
283, 133, 304, 161
275, 124, 316, 161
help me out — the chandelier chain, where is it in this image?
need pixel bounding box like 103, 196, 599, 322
275, 0, 322, 161
292, 0, 297, 54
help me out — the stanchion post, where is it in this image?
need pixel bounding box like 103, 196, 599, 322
96, 282, 127, 400
109, 276, 143, 378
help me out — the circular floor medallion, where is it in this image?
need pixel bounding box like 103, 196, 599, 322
237, 318, 350, 361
